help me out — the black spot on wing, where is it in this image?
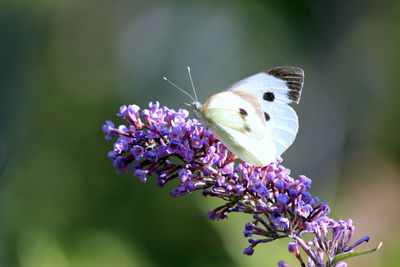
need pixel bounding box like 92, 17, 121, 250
239, 108, 251, 132
264, 112, 270, 121
239, 108, 248, 116
263, 92, 275, 102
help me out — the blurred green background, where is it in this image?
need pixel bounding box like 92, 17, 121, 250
1, 0, 399, 266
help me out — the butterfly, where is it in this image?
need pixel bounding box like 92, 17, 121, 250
163, 66, 304, 167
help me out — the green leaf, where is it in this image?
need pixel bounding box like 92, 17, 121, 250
330, 242, 382, 266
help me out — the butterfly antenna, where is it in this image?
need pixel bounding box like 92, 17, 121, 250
163, 76, 196, 102
186, 66, 198, 102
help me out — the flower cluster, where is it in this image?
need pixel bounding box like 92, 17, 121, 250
103, 102, 381, 267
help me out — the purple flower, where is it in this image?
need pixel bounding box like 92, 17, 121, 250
104, 102, 382, 266
299, 175, 312, 190
168, 139, 182, 153
301, 191, 312, 203
144, 129, 159, 139
296, 201, 313, 218
118, 104, 141, 126
102, 121, 116, 140
174, 108, 189, 124
157, 145, 168, 157
178, 169, 192, 182
117, 105, 128, 117
216, 176, 226, 187
288, 242, 297, 253
144, 151, 158, 162
134, 130, 144, 140
221, 162, 234, 175
149, 101, 159, 113
183, 149, 194, 162
203, 147, 220, 165
127, 104, 140, 120
265, 171, 275, 181
134, 169, 148, 182
131, 145, 144, 160
243, 247, 254, 256
191, 137, 203, 148
142, 102, 166, 124
277, 260, 291, 267
277, 194, 290, 206
169, 126, 183, 140
274, 180, 286, 190
207, 209, 228, 220
252, 181, 270, 198
288, 188, 298, 198
277, 217, 290, 229
113, 156, 126, 169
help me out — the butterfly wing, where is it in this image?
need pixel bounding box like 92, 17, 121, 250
226, 66, 304, 157
227, 66, 303, 104
200, 91, 277, 166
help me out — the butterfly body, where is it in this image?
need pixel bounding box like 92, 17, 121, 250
189, 66, 304, 166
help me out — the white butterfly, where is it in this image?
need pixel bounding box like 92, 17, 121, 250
164, 66, 304, 167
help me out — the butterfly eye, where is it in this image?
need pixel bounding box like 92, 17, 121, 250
263, 92, 275, 102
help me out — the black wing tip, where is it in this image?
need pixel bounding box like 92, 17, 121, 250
266, 66, 304, 77
288, 90, 301, 104
265, 66, 304, 104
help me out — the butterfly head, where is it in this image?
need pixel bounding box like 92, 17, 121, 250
163, 67, 203, 120
185, 101, 203, 120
